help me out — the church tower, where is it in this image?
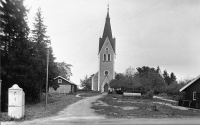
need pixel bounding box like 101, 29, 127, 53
97, 6, 116, 92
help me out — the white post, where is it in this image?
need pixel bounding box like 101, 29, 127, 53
8, 84, 25, 119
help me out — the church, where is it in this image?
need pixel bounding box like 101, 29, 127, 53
92, 7, 116, 92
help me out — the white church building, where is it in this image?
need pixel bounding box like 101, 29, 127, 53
92, 7, 116, 92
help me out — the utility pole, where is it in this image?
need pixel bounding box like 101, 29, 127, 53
0, 80, 2, 118
45, 48, 49, 106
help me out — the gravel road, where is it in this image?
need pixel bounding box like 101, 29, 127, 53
52, 93, 106, 120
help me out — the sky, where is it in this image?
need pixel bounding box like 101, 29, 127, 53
24, 0, 200, 86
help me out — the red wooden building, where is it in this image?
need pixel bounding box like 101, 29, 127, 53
179, 75, 200, 108
49, 76, 77, 93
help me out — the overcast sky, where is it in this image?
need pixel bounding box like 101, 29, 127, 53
24, 0, 200, 86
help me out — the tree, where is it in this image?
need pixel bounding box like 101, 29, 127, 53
163, 70, 171, 85
0, 0, 32, 110
56, 62, 72, 80
147, 72, 166, 94
170, 72, 177, 83
0, 1, 59, 108
136, 66, 157, 77
115, 73, 125, 80
31, 7, 52, 101
80, 75, 92, 90
125, 66, 135, 77
156, 66, 161, 74
47, 47, 60, 89
32, 7, 50, 45
163, 70, 177, 86
30, 7, 60, 101
136, 66, 166, 94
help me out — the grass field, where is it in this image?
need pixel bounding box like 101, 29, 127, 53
1, 93, 82, 121
92, 94, 200, 118
77, 90, 101, 97
1, 91, 102, 121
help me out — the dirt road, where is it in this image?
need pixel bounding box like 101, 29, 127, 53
2, 93, 105, 125
48, 93, 106, 120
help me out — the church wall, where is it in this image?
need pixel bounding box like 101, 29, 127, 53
99, 38, 115, 91
92, 72, 98, 91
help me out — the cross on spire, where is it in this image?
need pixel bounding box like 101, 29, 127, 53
107, 3, 109, 12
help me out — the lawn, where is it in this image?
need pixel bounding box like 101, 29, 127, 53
92, 94, 200, 118
1, 93, 82, 121
77, 90, 101, 97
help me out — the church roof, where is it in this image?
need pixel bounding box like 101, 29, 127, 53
103, 12, 113, 39
99, 8, 115, 54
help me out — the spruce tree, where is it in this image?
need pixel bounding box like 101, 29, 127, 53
0, 0, 32, 110
31, 7, 59, 101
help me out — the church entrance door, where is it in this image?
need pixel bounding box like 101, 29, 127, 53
104, 84, 108, 92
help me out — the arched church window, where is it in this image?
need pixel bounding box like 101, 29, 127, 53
103, 54, 106, 61
108, 54, 111, 61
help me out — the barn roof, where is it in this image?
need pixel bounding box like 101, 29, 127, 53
54, 76, 77, 86
179, 75, 200, 92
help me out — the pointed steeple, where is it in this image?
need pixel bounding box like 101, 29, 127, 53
99, 4, 116, 54
102, 4, 112, 39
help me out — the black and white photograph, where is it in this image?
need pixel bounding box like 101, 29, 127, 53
1, 0, 200, 124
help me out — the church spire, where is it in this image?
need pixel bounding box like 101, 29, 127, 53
102, 3, 112, 39
99, 4, 115, 54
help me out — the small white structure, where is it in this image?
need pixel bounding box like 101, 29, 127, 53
8, 84, 25, 119
123, 92, 141, 97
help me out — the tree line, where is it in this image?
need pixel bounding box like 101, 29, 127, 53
0, 0, 72, 111
80, 66, 192, 99
110, 66, 191, 98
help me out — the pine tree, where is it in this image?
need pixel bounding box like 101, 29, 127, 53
31, 7, 49, 101
170, 72, 177, 83
0, 0, 32, 111
156, 66, 161, 74
31, 7, 59, 101
163, 70, 171, 85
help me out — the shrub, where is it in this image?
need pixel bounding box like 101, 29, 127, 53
158, 93, 168, 97
142, 91, 153, 99
115, 90, 123, 95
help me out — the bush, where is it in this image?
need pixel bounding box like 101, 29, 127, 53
108, 90, 113, 94
142, 91, 153, 99
150, 104, 159, 111
115, 90, 123, 95
158, 93, 168, 97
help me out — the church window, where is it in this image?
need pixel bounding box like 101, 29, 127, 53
106, 47, 109, 51
104, 70, 109, 76
103, 54, 106, 61
58, 79, 62, 83
108, 54, 111, 61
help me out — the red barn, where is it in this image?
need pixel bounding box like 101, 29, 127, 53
179, 75, 200, 108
